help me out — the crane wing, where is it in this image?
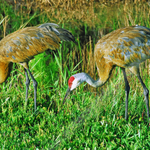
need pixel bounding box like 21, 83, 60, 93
0, 23, 74, 63
95, 26, 150, 67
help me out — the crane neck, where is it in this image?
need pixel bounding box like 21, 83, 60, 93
74, 72, 105, 88
0, 62, 12, 83
83, 73, 105, 88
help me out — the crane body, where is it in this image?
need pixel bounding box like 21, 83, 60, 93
64, 25, 150, 124
0, 23, 75, 110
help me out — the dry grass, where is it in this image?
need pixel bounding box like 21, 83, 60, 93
6, 0, 150, 26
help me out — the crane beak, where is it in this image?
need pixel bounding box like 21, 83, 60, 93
63, 87, 71, 104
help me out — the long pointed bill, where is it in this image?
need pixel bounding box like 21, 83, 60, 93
63, 87, 71, 104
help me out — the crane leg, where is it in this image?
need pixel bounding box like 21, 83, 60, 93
24, 68, 30, 102
137, 74, 149, 124
27, 69, 38, 111
122, 68, 130, 120
129, 66, 149, 124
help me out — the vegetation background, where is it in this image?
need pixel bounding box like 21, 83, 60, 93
0, 0, 150, 149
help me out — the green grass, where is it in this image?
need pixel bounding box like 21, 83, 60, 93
0, 54, 150, 149
0, 0, 150, 149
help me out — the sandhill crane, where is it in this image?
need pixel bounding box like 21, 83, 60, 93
0, 23, 75, 110
63, 25, 150, 124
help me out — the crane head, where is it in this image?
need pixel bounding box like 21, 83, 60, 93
63, 73, 85, 104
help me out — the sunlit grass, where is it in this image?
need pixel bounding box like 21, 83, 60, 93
0, 0, 150, 149
1, 60, 150, 149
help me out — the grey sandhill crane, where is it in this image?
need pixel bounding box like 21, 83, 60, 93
63, 25, 150, 124
0, 23, 75, 110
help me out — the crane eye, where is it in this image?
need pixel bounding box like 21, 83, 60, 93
68, 82, 72, 88
68, 76, 75, 88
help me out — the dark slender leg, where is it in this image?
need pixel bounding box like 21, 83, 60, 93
24, 68, 30, 102
137, 73, 149, 124
27, 69, 38, 111
122, 68, 130, 120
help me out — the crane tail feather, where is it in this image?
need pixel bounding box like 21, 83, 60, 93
38, 23, 59, 28
38, 23, 75, 43
56, 28, 75, 42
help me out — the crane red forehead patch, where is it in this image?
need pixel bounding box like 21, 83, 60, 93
68, 76, 75, 88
